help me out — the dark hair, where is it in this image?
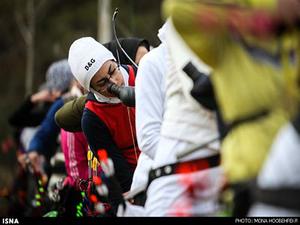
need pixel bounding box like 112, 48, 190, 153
138, 39, 150, 51
103, 37, 150, 65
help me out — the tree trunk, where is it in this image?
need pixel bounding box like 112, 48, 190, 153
25, 0, 35, 96
98, 0, 111, 43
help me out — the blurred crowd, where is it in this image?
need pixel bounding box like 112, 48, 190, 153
3, 0, 300, 217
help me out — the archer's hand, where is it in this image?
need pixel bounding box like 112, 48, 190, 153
17, 153, 27, 169
27, 151, 43, 173
31, 89, 60, 103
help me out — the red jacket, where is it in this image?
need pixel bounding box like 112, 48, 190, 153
85, 65, 140, 170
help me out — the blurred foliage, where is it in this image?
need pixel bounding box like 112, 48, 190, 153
0, 0, 163, 187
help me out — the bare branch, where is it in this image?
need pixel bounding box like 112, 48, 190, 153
15, 10, 30, 45
27, 0, 35, 44
36, 0, 48, 16
36, 0, 61, 20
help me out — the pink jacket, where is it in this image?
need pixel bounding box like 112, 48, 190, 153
60, 129, 88, 187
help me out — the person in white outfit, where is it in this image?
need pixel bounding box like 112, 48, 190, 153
118, 23, 168, 217
144, 19, 223, 216
131, 35, 167, 190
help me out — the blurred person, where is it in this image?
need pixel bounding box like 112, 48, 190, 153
162, 0, 300, 216
9, 83, 59, 167
59, 79, 89, 188
23, 59, 77, 216
9, 83, 57, 168
19, 59, 74, 179
7, 76, 68, 216
44, 79, 91, 217
9, 87, 57, 129
68, 37, 141, 213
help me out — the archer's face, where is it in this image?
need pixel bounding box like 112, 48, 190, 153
90, 60, 124, 97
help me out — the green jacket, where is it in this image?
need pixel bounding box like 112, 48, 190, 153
55, 95, 87, 132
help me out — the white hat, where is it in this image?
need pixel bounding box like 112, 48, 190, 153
68, 37, 116, 91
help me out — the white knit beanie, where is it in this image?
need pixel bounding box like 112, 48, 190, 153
68, 37, 116, 91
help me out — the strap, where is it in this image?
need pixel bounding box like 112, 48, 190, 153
127, 65, 135, 86
125, 154, 220, 206
252, 186, 300, 211
148, 154, 220, 187
85, 101, 99, 116
227, 110, 269, 132
292, 111, 300, 135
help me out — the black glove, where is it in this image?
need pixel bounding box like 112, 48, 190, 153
107, 83, 135, 107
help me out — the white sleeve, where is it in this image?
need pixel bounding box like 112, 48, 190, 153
130, 152, 153, 190
117, 201, 147, 217
135, 46, 166, 159
257, 123, 300, 188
